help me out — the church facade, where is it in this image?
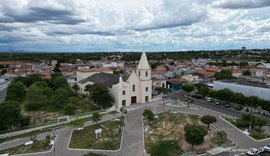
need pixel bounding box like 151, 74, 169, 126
77, 52, 152, 108
111, 52, 152, 108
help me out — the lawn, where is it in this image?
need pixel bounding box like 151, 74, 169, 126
144, 112, 233, 156
0, 137, 52, 155
69, 116, 124, 150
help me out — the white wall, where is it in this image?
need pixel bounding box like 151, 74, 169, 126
214, 81, 270, 101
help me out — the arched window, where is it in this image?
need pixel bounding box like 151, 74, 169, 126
145, 71, 148, 77
132, 85, 135, 92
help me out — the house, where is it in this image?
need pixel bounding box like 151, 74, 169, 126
181, 74, 199, 83
77, 52, 152, 108
251, 63, 270, 78
167, 78, 188, 91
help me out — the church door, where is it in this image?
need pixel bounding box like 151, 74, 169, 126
131, 96, 137, 104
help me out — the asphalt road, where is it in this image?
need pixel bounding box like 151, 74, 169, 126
170, 91, 270, 126
0, 88, 7, 104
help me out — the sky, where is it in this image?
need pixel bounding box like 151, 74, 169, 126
0, 0, 269, 52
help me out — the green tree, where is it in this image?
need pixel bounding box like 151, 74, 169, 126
24, 84, 48, 124
51, 74, 68, 89
84, 84, 93, 95
0, 101, 22, 130
92, 112, 102, 123
198, 85, 209, 97
91, 84, 115, 108
200, 115, 217, 129
242, 70, 251, 76
26, 74, 42, 87
143, 109, 155, 121
182, 84, 194, 93
64, 103, 76, 115
155, 87, 171, 94
184, 124, 207, 150
6, 81, 26, 101
72, 83, 79, 92
255, 117, 267, 131
214, 70, 233, 80
54, 87, 70, 108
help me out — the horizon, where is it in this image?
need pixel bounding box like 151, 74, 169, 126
0, 0, 270, 52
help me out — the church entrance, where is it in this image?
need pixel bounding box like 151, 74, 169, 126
131, 96, 137, 104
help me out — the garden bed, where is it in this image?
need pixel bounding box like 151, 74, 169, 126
69, 116, 124, 150
144, 112, 233, 156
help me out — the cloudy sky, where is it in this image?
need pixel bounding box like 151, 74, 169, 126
0, 0, 269, 52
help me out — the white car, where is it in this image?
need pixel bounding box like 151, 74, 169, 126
246, 148, 264, 155
264, 144, 270, 152
206, 97, 213, 102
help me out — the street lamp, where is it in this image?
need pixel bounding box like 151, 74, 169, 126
162, 94, 167, 129
52, 128, 56, 156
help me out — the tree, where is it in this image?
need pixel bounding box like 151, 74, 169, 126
182, 84, 194, 93
64, 103, 76, 115
51, 74, 68, 89
155, 87, 171, 94
72, 83, 79, 92
184, 124, 207, 150
214, 70, 233, 80
26, 74, 42, 87
0, 101, 21, 130
255, 117, 267, 131
24, 84, 48, 124
54, 87, 70, 108
84, 84, 93, 95
91, 84, 115, 108
6, 81, 26, 101
200, 115, 217, 129
92, 112, 102, 123
143, 109, 155, 121
198, 85, 209, 97
242, 70, 251, 76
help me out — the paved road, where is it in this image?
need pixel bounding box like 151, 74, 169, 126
0, 88, 7, 104
170, 91, 270, 125
1, 98, 270, 156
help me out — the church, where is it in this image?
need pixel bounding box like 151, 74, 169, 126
77, 52, 152, 108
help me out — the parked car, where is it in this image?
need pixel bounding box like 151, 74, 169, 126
214, 100, 221, 105
191, 94, 203, 99
234, 105, 243, 110
223, 102, 231, 108
264, 144, 270, 152
246, 148, 264, 155
206, 97, 213, 102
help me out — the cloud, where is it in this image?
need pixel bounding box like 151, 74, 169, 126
213, 0, 270, 9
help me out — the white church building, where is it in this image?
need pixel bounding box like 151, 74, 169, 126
77, 52, 152, 108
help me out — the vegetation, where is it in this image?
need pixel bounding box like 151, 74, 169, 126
184, 124, 207, 150
69, 118, 86, 128
143, 109, 155, 121
1, 73, 99, 131
92, 112, 102, 123
69, 117, 124, 150
150, 140, 182, 156
197, 87, 270, 113
200, 115, 217, 129
214, 70, 233, 80
182, 84, 194, 93
154, 87, 172, 94
242, 70, 251, 75
90, 84, 115, 108
0, 137, 52, 155
84, 153, 107, 156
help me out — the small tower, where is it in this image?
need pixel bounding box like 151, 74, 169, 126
136, 52, 151, 81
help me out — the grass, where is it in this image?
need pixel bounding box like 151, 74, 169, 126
144, 112, 232, 156
69, 117, 124, 150
0, 137, 52, 155
84, 153, 107, 156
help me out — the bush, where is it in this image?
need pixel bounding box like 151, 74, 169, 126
249, 130, 268, 140
143, 109, 155, 121
150, 140, 182, 156
64, 103, 76, 115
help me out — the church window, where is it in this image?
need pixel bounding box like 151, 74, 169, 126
122, 90, 125, 95
146, 87, 148, 92
146, 71, 148, 77
139, 71, 141, 76
133, 85, 135, 92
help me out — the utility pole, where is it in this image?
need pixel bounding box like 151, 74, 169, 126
249, 89, 254, 130
53, 128, 56, 156
162, 95, 167, 129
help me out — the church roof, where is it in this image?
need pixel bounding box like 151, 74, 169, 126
137, 52, 150, 70
78, 72, 120, 88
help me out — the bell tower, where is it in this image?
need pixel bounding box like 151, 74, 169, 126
136, 52, 151, 81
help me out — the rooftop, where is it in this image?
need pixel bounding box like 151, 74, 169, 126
217, 79, 270, 89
